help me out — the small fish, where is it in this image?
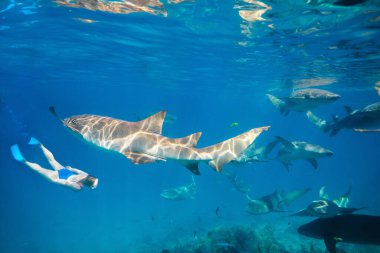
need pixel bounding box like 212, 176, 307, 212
230, 122, 239, 127
151, 216, 155, 221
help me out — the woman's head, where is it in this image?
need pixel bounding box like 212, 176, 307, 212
80, 175, 98, 189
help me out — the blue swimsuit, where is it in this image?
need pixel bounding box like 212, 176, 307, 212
58, 168, 76, 180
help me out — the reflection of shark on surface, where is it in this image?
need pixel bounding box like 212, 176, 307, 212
298, 214, 380, 253
246, 187, 311, 215
268, 136, 333, 170
291, 186, 364, 218
307, 102, 380, 135
267, 89, 340, 116
160, 176, 197, 200
50, 107, 269, 174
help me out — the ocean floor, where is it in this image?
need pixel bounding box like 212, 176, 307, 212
135, 221, 380, 253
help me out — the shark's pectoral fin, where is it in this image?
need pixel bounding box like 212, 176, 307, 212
339, 207, 366, 214
281, 161, 291, 172
123, 151, 165, 164
262, 140, 279, 159
344, 105, 354, 114
179, 161, 200, 175
307, 158, 318, 169
137, 110, 167, 134
324, 236, 338, 253
289, 209, 309, 217
280, 107, 290, 116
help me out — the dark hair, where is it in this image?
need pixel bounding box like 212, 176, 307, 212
81, 175, 98, 188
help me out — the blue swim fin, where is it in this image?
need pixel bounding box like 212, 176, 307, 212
11, 144, 25, 162
28, 137, 40, 145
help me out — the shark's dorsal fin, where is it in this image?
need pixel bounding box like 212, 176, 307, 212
123, 151, 166, 164
173, 132, 202, 147
275, 136, 295, 150
344, 105, 353, 114
137, 111, 167, 135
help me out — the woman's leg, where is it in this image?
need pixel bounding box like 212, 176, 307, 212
24, 161, 57, 182
39, 144, 65, 170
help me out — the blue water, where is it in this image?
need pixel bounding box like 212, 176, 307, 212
1, 0, 380, 252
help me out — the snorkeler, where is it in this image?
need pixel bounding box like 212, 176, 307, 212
10, 137, 98, 191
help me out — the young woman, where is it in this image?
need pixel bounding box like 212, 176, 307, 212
11, 138, 98, 191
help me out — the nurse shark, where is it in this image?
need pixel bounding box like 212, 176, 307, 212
50, 107, 269, 174
267, 89, 340, 116
269, 136, 333, 170
246, 187, 312, 215
298, 214, 380, 253
307, 102, 380, 135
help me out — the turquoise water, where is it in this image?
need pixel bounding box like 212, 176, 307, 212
1, 0, 380, 252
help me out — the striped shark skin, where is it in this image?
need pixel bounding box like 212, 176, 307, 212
54, 109, 269, 174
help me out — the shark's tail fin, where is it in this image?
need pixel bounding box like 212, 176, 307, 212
267, 94, 289, 116
305, 110, 339, 135
199, 126, 270, 172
